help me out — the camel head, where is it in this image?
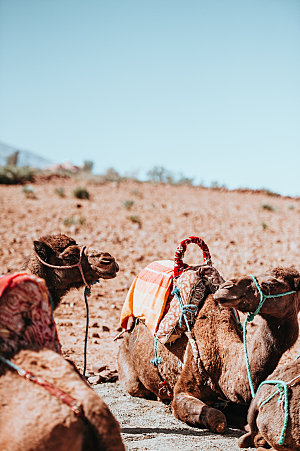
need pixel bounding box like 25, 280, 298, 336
214, 267, 300, 318
26, 234, 119, 309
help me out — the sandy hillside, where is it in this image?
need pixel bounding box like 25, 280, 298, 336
1, 178, 299, 372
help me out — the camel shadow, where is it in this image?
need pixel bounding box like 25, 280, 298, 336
121, 426, 243, 439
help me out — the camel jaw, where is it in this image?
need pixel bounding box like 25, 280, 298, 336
91, 265, 118, 279
213, 286, 241, 307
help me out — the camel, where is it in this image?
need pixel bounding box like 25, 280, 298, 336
117, 266, 300, 433
238, 359, 300, 451
0, 273, 125, 451
23, 233, 119, 310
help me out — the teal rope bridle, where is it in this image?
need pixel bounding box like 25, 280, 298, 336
242, 275, 296, 445
243, 274, 296, 399
83, 280, 100, 377
257, 379, 289, 446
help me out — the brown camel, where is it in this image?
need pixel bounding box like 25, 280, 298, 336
238, 360, 300, 451
0, 273, 124, 451
117, 266, 299, 433
23, 233, 119, 310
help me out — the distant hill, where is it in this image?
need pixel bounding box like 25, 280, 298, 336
0, 141, 52, 169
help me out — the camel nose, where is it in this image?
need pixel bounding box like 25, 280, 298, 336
100, 253, 119, 272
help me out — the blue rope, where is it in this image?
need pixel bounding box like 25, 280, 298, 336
172, 286, 198, 332
232, 307, 243, 330
150, 338, 162, 366
0, 355, 26, 376
83, 281, 100, 377
257, 380, 289, 445
243, 275, 296, 398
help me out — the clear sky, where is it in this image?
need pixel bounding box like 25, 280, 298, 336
0, 0, 299, 196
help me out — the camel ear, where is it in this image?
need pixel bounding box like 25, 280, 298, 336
293, 277, 300, 291
34, 241, 53, 262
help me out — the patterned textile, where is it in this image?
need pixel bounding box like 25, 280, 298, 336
120, 260, 174, 335
155, 265, 225, 343
0, 273, 61, 356
154, 269, 206, 343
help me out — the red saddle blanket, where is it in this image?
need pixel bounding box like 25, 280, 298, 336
0, 273, 61, 356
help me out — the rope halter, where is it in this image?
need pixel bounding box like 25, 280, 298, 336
35, 245, 91, 289
243, 274, 296, 399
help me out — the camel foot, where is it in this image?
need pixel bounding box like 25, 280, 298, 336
173, 394, 227, 433
200, 406, 227, 433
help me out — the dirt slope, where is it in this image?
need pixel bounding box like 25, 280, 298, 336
0, 178, 299, 449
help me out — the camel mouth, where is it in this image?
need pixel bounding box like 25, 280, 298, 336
91, 265, 118, 279
213, 287, 241, 306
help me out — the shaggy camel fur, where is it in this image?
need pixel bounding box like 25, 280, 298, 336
0, 349, 125, 451
117, 266, 299, 433
238, 360, 300, 451
24, 233, 119, 310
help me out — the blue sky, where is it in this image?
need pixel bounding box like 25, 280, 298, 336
0, 0, 299, 196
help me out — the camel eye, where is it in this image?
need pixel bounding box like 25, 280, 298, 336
59, 247, 81, 265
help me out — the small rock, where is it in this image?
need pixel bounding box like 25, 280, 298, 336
98, 369, 118, 383
88, 375, 101, 384
91, 364, 108, 374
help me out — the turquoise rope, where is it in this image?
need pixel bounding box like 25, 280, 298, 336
243, 275, 296, 399
150, 338, 162, 366
257, 380, 289, 445
172, 286, 198, 332
83, 280, 100, 377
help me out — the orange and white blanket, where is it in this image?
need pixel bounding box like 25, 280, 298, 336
120, 260, 174, 335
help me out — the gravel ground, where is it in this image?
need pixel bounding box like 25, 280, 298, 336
94, 382, 255, 451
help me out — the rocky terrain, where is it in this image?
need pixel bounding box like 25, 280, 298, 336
0, 178, 299, 450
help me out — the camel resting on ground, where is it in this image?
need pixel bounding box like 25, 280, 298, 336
23, 233, 119, 310
117, 266, 299, 433
0, 273, 124, 451
238, 359, 300, 451
0, 349, 124, 451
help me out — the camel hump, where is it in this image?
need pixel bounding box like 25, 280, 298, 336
0, 272, 61, 356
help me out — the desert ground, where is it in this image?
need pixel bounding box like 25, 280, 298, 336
0, 177, 299, 450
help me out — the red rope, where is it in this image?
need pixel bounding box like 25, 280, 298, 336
174, 236, 212, 277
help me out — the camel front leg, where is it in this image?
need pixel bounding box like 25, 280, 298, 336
172, 392, 227, 433
172, 355, 227, 433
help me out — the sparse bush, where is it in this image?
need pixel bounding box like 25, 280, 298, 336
210, 180, 227, 189
0, 165, 36, 185
101, 167, 123, 183
83, 160, 94, 173
72, 186, 90, 200
63, 215, 86, 226
260, 188, 280, 197
147, 166, 173, 184
288, 205, 295, 210
175, 175, 194, 186
261, 203, 276, 212
261, 222, 268, 230
22, 185, 37, 199
55, 187, 66, 197
122, 199, 135, 210
131, 189, 143, 197
128, 215, 142, 228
